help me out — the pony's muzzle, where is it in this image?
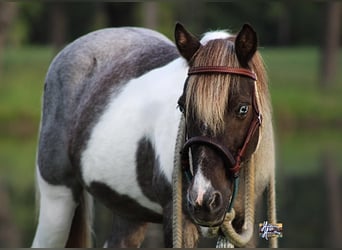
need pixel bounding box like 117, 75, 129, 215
187, 189, 225, 227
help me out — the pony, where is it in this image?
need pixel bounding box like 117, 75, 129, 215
32, 23, 275, 248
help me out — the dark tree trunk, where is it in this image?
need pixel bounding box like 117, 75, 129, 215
142, 2, 158, 30
0, 182, 21, 247
103, 3, 136, 27
320, 1, 341, 89
0, 2, 17, 47
322, 151, 342, 247
0, 2, 17, 75
50, 2, 67, 51
276, 2, 291, 46
176, 0, 205, 35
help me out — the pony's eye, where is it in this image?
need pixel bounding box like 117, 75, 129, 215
178, 104, 185, 113
237, 105, 249, 117
177, 96, 186, 113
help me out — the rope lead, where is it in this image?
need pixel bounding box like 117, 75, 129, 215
172, 115, 186, 248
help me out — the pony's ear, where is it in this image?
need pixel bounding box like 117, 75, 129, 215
235, 23, 257, 67
175, 23, 201, 62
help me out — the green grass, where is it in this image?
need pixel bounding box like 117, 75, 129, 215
262, 47, 342, 129
275, 129, 342, 176
0, 46, 54, 182
262, 47, 320, 87
0, 46, 54, 122
0, 46, 54, 246
262, 47, 342, 176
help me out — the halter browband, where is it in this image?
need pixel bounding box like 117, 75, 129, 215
188, 66, 257, 81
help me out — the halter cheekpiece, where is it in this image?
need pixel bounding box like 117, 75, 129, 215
181, 65, 261, 214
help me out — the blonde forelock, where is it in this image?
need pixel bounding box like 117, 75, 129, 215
185, 38, 269, 135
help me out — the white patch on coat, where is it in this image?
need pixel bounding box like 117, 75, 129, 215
32, 168, 77, 247
192, 166, 213, 206
81, 30, 233, 213
200, 30, 232, 45
81, 58, 188, 213
199, 226, 218, 238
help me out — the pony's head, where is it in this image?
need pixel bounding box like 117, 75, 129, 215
175, 23, 266, 227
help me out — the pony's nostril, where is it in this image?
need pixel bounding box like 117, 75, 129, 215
208, 191, 222, 212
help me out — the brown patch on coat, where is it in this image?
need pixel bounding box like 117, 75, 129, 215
88, 181, 162, 223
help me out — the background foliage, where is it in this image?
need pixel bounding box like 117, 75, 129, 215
8, 2, 333, 46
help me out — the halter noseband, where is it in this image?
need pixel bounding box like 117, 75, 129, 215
181, 66, 261, 213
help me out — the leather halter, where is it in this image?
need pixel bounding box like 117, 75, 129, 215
180, 66, 262, 212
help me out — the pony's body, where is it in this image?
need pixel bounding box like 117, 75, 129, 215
32, 25, 275, 248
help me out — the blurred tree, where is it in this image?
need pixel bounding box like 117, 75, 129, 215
320, 1, 341, 89
142, 2, 158, 29
11, 2, 100, 46
104, 3, 137, 28
269, 2, 290, 45
6, 2, 331, 48
174, 0, 205, 36
49, 2, 67, 51
204, 1, 322, 46
0, 2, 17, 47
92, 3, 108, 30
204, 2, 277, 45
0, 2, 17, 74
0, 181, 21, 247
65, 3, 99, 41
322, 152, 342, 247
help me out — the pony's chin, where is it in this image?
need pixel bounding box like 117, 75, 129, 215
190, 213, 226, 228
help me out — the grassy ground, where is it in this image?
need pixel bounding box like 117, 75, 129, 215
0, 46, 341, 246
0, 46, 54, 189
0, 46, 55, 246
0, 47, 53, 122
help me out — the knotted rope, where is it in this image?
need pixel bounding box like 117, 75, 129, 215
172, 115, 186, 248
267, 172, 278, 248
216, 154, 255, 248
172, 115, 278, 248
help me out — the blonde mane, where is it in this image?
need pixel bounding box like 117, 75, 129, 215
185, 36, 270, 135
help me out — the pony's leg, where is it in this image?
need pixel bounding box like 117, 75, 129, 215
32, 168, 77, 247
105, 213, 147, 248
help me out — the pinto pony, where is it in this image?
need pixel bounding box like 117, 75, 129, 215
32, 23, 276, 247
